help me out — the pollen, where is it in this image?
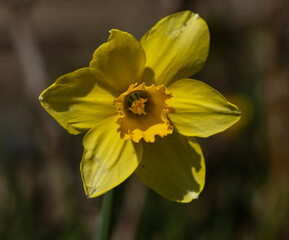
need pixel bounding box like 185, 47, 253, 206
129, 98, 147, 115
114, 83, 175, 143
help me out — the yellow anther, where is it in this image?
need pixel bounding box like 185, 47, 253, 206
129, 98, 147, 115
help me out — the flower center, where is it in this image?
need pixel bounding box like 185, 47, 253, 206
114, 83, 174, 143
129, 97, 147, 115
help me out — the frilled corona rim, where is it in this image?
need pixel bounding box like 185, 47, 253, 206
114, 83, 175, 143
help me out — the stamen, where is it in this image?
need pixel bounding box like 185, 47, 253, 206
127, 91, 145, 107
129, 98, 147, 115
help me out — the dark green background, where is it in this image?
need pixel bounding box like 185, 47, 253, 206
1, 0, 288, 239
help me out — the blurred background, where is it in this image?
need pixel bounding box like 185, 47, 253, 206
1, 0, 289, 239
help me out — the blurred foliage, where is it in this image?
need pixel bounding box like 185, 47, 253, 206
1, 0, 289, 239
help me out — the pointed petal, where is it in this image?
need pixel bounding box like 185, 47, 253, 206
135, 133, 205, 203
39, 68, 116, 135
168, 79, 241, 137
141, 11, 209, 86
81, 116, 142, 198
90, 29, 146, 93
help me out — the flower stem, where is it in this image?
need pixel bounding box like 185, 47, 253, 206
95, 190, 114, 240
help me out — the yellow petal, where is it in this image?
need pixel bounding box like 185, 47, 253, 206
90, 29, 146, 93
81, 116, 142, 198
141, 11, 209, 86
39, 68, 116, 135
168, 79, 241, 137
135, 133, 205, 203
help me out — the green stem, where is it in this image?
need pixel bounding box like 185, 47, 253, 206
95, 190, 114, 240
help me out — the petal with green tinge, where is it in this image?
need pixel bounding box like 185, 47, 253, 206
90, 29, 146, 93
39, 68, 116, 135
81, 116, 142, 198
135, 133, 205, 203
141, 11, 210, 86
168, 79, 241, 137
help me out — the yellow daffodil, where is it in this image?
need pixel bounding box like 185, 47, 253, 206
39, 11, 241, 203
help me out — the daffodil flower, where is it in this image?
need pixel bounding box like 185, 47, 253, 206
39, 11, 241, 203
